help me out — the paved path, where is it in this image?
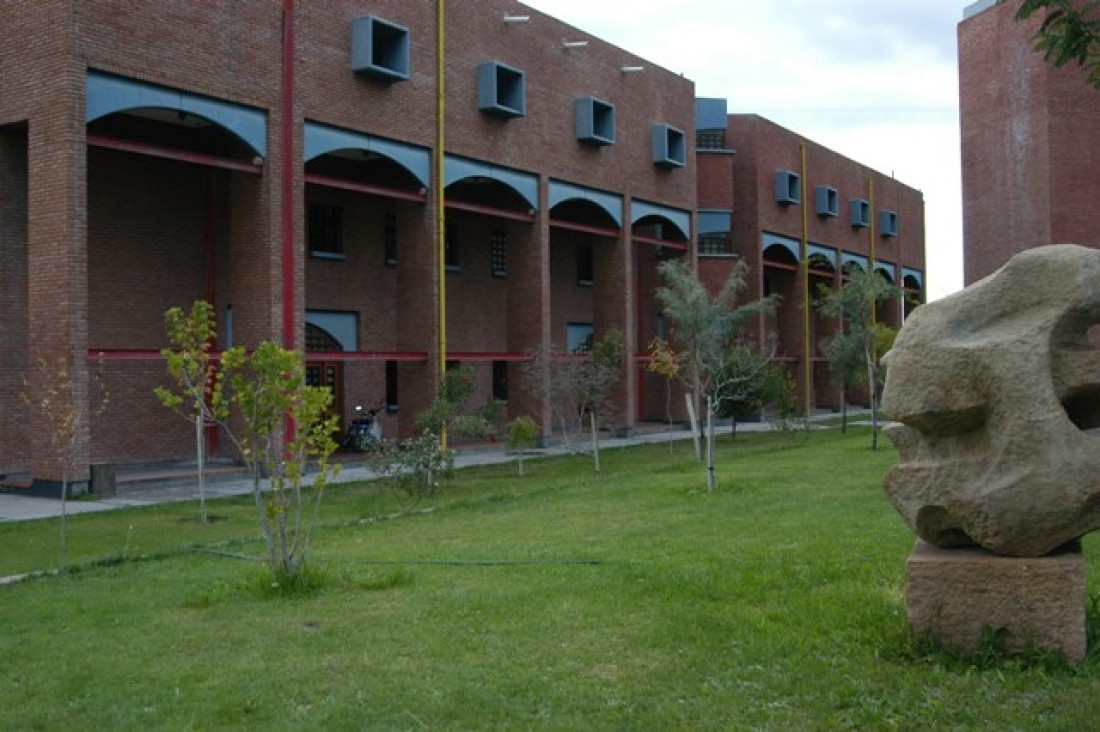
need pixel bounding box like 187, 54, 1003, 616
0, 414, 865, 523
0, 428, 706, 523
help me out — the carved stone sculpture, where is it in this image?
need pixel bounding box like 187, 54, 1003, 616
882, 244, 1100, 557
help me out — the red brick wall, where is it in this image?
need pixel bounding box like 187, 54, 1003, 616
717, 114, 924, 411
6, 0, 699, 471
960, 1, 1100, 283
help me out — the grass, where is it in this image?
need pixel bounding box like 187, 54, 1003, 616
2, 428, 1100, 729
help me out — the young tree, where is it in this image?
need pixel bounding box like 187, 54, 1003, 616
817, 269, 903, 450
820, 327, 865, 434
521, 330, 623, 466
158, 303, 339, 584
155, 300, 220, 524
23, 357, 108, 571
654, 258, 777, 491
506, 416, 540, 476
1005, 0, 1100, 88
712, 346, 792, 439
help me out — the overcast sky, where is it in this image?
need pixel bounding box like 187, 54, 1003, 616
524, 0, 970, 301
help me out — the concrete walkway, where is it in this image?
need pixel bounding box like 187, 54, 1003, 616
0, 428, 703, 523
0, 413, 862, 523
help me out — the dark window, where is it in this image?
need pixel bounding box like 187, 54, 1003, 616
567, 323, 594, 354
384, 212, 397, 266
696, 130, 725, 149
577, 243, 594, 286
385, 360, 399, 413
698, 234, 729, 255
308, 203, 343, 257
491, 231, 507, 277
492, 361, 509, 402
445, 223, 460, 270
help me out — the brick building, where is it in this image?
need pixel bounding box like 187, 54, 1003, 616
959, 0, 1100, 283
0, 1, 924, 493
694, 104, 925, 411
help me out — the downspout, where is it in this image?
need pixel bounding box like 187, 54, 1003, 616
799, 143, 811, 416
204, 170, 219, 456
281, 0, 296, 349
436, 0, 448, 450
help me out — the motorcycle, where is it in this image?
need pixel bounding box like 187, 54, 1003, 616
341, 404, 383, 451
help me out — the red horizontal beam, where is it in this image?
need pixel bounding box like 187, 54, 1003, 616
304, 173, 428, 204
446, 352, 529, 362
445, 199, 536, 223
87, 134, 263, 175
306, 351, 428, 362
88, 349, 430, 363
632, 234, 688, 250
89, 349, 167, 361
549, 218, 621, 239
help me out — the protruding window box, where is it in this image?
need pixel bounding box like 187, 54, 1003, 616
815, 185, 838, 217
576, 97, 615, 146
880, 210, 899, 238
351, 15, 410, 83
478, 61, 526, 118
775, 170, 801, 205
850, 198, 871, 228
652, 123, 686, 168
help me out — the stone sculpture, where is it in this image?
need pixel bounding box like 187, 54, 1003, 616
882, 244, 1100, 557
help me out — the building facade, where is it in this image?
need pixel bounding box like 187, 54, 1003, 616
959, 0, 1100, 283
695, 107, 925, 411
0, 1, 925, 492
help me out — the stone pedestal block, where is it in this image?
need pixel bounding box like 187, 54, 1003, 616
906, 540, 1086, 663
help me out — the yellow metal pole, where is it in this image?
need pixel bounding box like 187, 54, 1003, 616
436, 0, 448, 450
800, 144, 812, 416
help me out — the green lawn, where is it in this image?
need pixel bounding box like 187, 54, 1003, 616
2, 429, 1099, 730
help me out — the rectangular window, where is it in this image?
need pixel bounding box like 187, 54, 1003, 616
384, 212, 397, 266
385, 360, 399, 413
698, 234, 729, 255
814, 186, 839, 217
308, 203, 344, 258
445, 222, 461, 270
696, 130, 725, 149
775, 171, 801, 205
850, 199, 871, 228
576, 243, 594, 286
478, 61, 527, 118
567, 323, 594, 354
492, 360, 509, 402
351, 15, 411, 83
491, 231, 507, 277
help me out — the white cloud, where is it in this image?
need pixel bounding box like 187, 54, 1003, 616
524, 0, 967, 300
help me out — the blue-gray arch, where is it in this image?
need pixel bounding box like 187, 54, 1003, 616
841, 252, 868, 272
631, 199, 690, 240
874, 260, 896, 282
548, 180, 623, 228
903, 267, 923, 289
808, 244, 837, 268
86, 70, 267, 158
762, 232, 801, 262
445, 155, 538, 211
304, 121, 430, 189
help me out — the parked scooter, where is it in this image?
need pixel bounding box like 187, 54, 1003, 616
341, 404, 383, 451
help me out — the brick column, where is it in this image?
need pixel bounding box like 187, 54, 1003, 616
396, 205, 439, 435
507, 181, 551, 429
594, 201, 635, 432
27, 105, 89, 493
